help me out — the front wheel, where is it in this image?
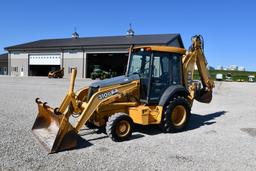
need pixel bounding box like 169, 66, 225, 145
106, 113, 133, 142
161, 97, 191, 133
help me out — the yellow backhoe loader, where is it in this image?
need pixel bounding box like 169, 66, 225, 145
32, 35, 214, 153
48, 68, 64, 78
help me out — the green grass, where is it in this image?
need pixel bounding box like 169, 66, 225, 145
194, 70, 256, 82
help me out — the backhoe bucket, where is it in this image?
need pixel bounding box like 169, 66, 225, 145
195, 89, 213, 103
32, 99, 78, 153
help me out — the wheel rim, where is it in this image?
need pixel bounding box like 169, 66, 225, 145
171, 105, 187, 127
116, 120, 131, 137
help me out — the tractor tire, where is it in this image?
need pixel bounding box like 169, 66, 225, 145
106, 113, 133, 142
161, 96, 191, 133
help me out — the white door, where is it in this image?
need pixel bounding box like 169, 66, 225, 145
20, 67, 24, 76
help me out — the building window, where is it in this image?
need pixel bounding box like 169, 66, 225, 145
12, 66, 18, 72
68, 67, 77, 73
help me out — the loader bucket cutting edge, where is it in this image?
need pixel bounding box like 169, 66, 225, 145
32, 101, 78, 153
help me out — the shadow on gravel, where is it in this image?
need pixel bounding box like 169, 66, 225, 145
79, 127, 145, 143
55, 135, 93, 153
187, 110, 227, 131
128, 133, 145, 140
75, 136, 93, 150
134, 124, 162, 135
133, 111, 226, 135
86, 136, 109, 142
71, 110, 227, 151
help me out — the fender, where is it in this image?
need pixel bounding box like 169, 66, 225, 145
158, 85, 189, 107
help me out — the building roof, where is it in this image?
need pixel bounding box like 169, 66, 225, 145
0, 53, 8, 58
5, 34, 184, 51
0, 53, 8, 63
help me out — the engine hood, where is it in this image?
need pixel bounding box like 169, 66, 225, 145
90, 74, 140, 88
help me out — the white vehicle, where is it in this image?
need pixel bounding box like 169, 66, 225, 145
216, 73, 223, 81
248, 75, 255, 82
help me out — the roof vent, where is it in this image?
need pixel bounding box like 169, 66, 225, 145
72, 27, 79, 39
126, 24, 135, 36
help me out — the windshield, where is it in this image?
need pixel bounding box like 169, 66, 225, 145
128, 51, 151, 77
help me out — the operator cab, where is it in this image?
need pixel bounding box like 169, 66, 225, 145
127, 46, 186, 104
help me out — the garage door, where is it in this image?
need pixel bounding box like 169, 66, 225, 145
29, 54, 61, 76
29, 54, 61, 65
86, 53, 128, 78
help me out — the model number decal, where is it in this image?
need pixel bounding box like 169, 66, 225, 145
98, 89, 118, 100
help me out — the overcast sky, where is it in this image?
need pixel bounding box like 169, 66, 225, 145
0, 0, 255, 70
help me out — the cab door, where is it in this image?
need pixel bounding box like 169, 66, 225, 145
139, 54, 151, 102
127, 51, 151, 103
149, 52, 182, 103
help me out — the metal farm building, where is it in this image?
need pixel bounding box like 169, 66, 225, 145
4, 33, 184, 78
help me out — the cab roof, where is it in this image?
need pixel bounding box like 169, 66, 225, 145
133, 46, 186, 55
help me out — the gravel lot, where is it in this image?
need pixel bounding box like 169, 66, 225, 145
0, 76, 256, 171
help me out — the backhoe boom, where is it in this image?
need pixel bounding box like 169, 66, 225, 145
183, 35, 214, 103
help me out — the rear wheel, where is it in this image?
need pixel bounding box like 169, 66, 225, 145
161, 97, 191, 133
106, 113, 133, 142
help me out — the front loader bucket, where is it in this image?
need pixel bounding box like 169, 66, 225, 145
32, 99, 78, 153
195, 89, 213, 103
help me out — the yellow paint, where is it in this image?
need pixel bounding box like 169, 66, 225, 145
129, 105, 163, 125
74, 80, 140, 131
171, 105, 186, 126
182, 36, 215, 99
133, 46, 186, 55
116, 120, 131, 137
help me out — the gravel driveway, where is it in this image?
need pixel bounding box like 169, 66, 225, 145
0, 76, 256, 171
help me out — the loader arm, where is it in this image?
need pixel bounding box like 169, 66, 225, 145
182, 35, 214, 103
74, 80, 139, 131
